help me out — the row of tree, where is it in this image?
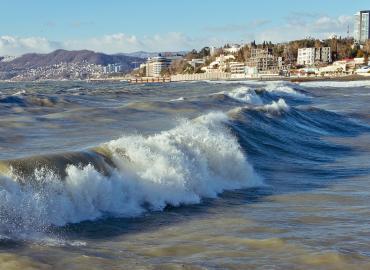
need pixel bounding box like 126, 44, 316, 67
235, 37, 370, 64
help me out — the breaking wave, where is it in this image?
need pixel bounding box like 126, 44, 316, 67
0, 112, 261, 238
219, 86, 263, 105
258, 98, 290, 114
205, 80, 306, 97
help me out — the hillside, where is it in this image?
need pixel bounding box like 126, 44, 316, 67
0, 49, 144, 72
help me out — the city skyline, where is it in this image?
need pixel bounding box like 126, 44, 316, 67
0, 0, 369, 56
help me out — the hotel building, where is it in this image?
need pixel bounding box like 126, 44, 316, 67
354, 10, 370, 44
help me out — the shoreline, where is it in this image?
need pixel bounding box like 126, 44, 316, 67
0, 74, 370, 84
289, 74, 370, 83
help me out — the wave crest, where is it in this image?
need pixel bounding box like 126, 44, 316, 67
0, 112, 262, 238
221, 87, 263, 105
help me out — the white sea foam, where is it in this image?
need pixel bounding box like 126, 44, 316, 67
299, 80, 370, 88
264, 82, 302, 96
259, 98, 290, 114
170, 97, 185, 101
205, 80, 305, 97
221, 86, 263, 105
0, 112, 261, 237
12, 90, 26, 96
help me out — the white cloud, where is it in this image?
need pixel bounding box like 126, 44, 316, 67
0, 33, 216, 56
0, 14, 355, 56
254, 15, 353, 42
65, 32, 217, 53
0, 36, 60, 56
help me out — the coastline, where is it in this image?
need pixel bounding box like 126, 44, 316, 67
1, 74, 370, 84
289, 74, 370, 83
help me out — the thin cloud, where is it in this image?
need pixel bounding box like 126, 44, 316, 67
0, 33, 221, 56
0, 14, 355, 56
255, 14, 353, 42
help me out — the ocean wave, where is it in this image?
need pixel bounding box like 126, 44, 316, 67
0, 112, 261, 238
0, 94, 63, 107
258, 98, 290, 114
263, 82, 306, 97
219, 86, 263, 105
12, 90, 27, 96
204, 80, 306, 97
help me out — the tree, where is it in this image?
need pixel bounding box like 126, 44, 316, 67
364, 40, 370, 63
357, 50, 364, 58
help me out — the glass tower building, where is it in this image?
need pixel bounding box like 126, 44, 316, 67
354, 10, 370, 44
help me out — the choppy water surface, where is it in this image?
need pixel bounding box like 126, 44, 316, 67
0, 80, 370, 269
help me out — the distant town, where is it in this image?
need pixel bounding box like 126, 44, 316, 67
1, 10, 370, 82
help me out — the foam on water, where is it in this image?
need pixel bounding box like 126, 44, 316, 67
220, 86, 263, 105
170, 97, 185, 102
205, 80, 306, 97
0, 112, 261, 238
258, 98, 290, 114
264, 82, 306, 97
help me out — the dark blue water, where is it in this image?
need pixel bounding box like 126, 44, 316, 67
0, 80, 369, 269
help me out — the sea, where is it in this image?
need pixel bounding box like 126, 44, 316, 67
0, 79, 369, 269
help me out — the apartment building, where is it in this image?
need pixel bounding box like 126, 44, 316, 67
145, 57, 172, 77
246, 48, 280, 72
229, 62, 246, 74
354, 10, 370, 44
297, 47, 332, 66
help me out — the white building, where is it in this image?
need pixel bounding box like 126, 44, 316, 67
103, 63, 124, 74
145, 56, 172, 77
210, 46, 217, 56
297, 47, 332, 66
188, 58, 205, 68
229, 62, 246, 74
201, 54, 235, 73
354, 10, 370, 44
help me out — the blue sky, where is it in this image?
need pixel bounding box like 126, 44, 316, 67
0, 0, 369, 55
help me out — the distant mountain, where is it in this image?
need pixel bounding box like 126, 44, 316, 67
0, 49, 144, 71
120, 50, 188, 59
0, 49, 145, 80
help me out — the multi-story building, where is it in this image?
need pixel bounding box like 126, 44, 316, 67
201, 54, 235, 73
229, 62, 246, 74
354, 10, 370, 44
297, 47, 332, 66
188, 58, 205, 68
316, 47, 332, 63
103, 63, 124, 74
145, 56, 172, 77
246, 48, 280, 72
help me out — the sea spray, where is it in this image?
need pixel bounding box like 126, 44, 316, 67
0, 112, 262, 238
219, 86, 263, 105
259, 98, 290, 114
